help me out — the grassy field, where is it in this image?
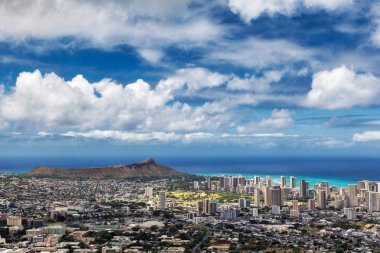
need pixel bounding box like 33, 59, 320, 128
167, 190, 255, 203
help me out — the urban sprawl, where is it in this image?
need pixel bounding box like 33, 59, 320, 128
0, 174, 380, 253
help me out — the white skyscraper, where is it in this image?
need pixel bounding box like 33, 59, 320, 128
265, 176, 271, 187
252, 207, 259, 217
254, 188, 261, 207
144, 187, 153, 198
281, 176, 286, 188
344, 207, 356, 220
366, 191, 380, 213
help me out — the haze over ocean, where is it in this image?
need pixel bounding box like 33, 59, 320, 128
1, 155, 378, 187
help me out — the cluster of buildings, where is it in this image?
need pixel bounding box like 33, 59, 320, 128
191, 175, 380, 219
1, 173, 380, 252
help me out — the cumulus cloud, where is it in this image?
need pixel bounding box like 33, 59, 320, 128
304, 65, 380, 109
157, 67, 229, 94
353, 131, 380, 142
237, 109, 294, 133
228, 0, 352, 23
0, 68, 230, 132
0, 0, 222, 62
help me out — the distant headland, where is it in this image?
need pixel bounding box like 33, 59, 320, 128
25, 157, 186, 179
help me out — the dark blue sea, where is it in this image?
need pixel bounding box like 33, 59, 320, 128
0, 155, 379, 187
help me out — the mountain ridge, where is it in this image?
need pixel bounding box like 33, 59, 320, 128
26, 157, 185, 179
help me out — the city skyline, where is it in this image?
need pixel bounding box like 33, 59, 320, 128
1, 1, 380, 157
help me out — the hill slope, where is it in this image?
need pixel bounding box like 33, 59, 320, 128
26, 157, 185, 179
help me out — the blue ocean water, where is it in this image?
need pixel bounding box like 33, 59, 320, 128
0, 155, 378, 188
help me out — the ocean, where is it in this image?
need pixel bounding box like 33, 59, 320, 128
0, 155, 379, 188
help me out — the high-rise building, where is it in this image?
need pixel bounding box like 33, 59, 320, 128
290, 176, 296, 189
299, 180, 309, 198
366, 191, 380, 212
205, 177, 211, 191
219, 177, 225, 188
254, 188, 261, 207
271, 188, 283, 206
209, 201, 219, 215
239, 198, 246, 208
197, 201, 203, 214
370, 182, 378, 192
308, 199, 316, 210
193, 181, 199, 190
158, 191, 166, 210
252, 207, 259, 217
271, 205, 281, 215
263, 186, 272, 206
203, 199, 210, 214
347, 184, 358, 197
321, 182, 330, 195
281, 176, 286, 188
144, 187, 153, 198
290, 209, 300, 218
254, 176, 260, 185
232, 176, 239, 189
357, 180, 366, 190
220, 208, 237, 220
238, 176, 246, 187
7, 216, 22, 226
224, 177, 231, 191
292, 200, 299, 211
265, 176, 271, 187
343, 207, 356, 220
318, 189, 327, 209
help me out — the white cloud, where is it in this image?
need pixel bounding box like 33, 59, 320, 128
59, 129, 297, 143
317, 138, 353, 148
208, 37, 313, 68
370, 3, 380, 47
0, 68, 232, 133
62, 130, 181, 142
37, 131, 52, 137
237, 109, 294, 133
228, 0, 298, 22
250, 133, 298, 137
364, 120, 380, 126
61, 130, 215, 143
0, 0, 223, 62
228, 0, 351, 23
157, 67, 229, 94
0, 70, 168, 130
304, 0, 351, 10
227, 70, 283, 92
304, 65, 380, 109
137, 49, 164, 64
353, 131, 380, 142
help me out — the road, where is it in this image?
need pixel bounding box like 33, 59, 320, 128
192, 229, 211, 253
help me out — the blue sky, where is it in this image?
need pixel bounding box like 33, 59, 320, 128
1, 0, 380, 157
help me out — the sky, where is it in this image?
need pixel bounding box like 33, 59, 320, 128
1, 0, 380, 157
